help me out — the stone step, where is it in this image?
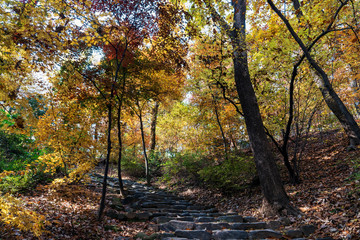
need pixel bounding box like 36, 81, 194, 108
175, 230, 212, 240
91, 175, 318, 239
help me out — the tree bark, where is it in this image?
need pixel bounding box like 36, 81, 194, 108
149, 101, 159, 153
136, 101, 150, 186
211, 93, 229, 160
117, 102, 126, 197
98, 87, 114, 220
203, 0, 298, 215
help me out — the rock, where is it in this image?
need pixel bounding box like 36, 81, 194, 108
175, 230, 211, 240
195, 222, 230, 230
248, 229, 283, 239
285, 230, 303, 238
159, 222, 176, 232
179, 212, 207, 217
153, 216, 173, 224
300, 224, 316, 236
121, 196, 136, 205
243, 216, 257, 223
204, 208, 218, 213
159, 233, 176, 238
172, 205, 188, 210
136, 212, 152, 220
267, 220, 281, 230
168, 220, 195, 230
188, 205, 207, 210
218, 215, 244, 223
105, 210, 126, 220
110, 204, 124, 211
176, 217, 194, 222
230, 222, 267, 230
195, 217, 215, 222
279, 217, 292, 226
212, 230, 248, 239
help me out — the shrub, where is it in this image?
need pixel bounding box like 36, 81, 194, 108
121, 152, 145, 178
198, 154, 256, 193
161, 151, 205, 184
0, 130, 49, 193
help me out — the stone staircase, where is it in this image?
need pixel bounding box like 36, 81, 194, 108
91, 174, 320, 240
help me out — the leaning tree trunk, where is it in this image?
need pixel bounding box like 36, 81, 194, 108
204, 0, 299, 215
276, 0, 360, 147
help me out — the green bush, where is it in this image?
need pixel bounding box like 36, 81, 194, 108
121, 152, 146, 178
0, 130, 49, 193
161, 151, 205, 184
0, 163, 51, 193
148, 151, 163, 177
198, 154, 256, 192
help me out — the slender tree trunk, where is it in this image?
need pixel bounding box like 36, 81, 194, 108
149, 101, 159, 154
212, 93, 229, 160
117, 102, 126, 197
137, 101, 150, 186
98, 87, 114, 220
203, 0, 298, 215
269, 0, 360, 148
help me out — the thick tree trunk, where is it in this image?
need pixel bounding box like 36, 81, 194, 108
204, 0, 298, 215
149, 101, 159, 153
232, 48, 297, 215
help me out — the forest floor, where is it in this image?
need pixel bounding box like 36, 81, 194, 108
0, 129, 359, 239
164, 129, 360, 239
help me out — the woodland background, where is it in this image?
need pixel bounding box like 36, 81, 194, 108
0, 0, 359, 238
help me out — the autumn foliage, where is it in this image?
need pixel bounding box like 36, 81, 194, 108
0, 0, 360, 238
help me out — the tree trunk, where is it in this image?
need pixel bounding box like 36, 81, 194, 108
149, 101, 159, 154
98, 88, 114, 220
203, 0, 298, 215
212, 93, 229, 160
117, 102, 126, 197
137, 101, 150, 186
